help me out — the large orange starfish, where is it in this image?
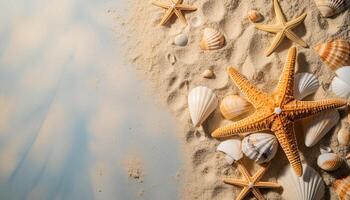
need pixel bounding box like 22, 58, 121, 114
212, 47, 347, 176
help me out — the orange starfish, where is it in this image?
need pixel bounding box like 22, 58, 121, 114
224, 161, 280, 200
212, 47, 347, 176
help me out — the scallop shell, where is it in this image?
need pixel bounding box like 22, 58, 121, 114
241, 133, 278, 164
337, 128, 350, 146
219, 95, 253, 120
200, 28, 225, 50
188, 86, 218, 127
333, 176, 350, 200
331, 66, 350, 98
294, 73, 320, 100
302, 109, 340, 147
247, 10, 263, 23
317, 152, 343, 171
279, 164, 325, 200
314, 0, 348, 17
217, 139, 243, 164
314, 39, 350, 70
174, 33, 188, 46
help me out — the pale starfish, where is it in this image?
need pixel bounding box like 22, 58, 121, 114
212, 47, 347, 176
224, 161, 280, 200
152, 0, 196, 26
255, 0, 308, 56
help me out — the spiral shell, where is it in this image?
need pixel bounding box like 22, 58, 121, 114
200, 28, 225, 50
314, 0, 348, 17
294, 73, 320, 100
317, 152, 343, 171
217, 139, 243, 164
333, 176, 350, 200
219, 95, 253, 120
247, 10, 263, 23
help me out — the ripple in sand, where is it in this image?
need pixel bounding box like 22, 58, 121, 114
202, 0, 225, 22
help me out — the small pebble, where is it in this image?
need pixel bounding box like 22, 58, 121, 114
174, 33, 188, 46
247, 10, 263, 23
202, 69, 214, 79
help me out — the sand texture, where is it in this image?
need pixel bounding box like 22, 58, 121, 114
112, 0, 350, 199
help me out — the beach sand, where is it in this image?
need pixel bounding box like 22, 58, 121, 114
112, 0, 350, 199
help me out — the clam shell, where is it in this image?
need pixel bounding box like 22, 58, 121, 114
314, 39, 350, 70
200, 28, 225, 50
219, 95, 253, 120
314, 0, 348, 17
217, 139, 243, 164
247, 10, 263, 23
294, 73, 320, 100
333, 176, 350, 200
337, 128, 350, 146
331, 66, 350, 98
336, 66, 350, 85
279, 164, 325, 200
188, 86, 218, 127
174, 33, 188, 46
302, 109, 340, 147
317, 152, 343, 171
241, 133, 278, 164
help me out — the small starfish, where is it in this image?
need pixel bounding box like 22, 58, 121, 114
224, 161, 280, 200
212, 47, 347, 176
255, 0, 308, 56
152, 0, 197, 26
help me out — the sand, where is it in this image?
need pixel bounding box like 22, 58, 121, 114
112, 0, 350, 199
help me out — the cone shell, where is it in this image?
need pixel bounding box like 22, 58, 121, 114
279, 164, 325, 200
331, 66, 350, 98
217, 139, 243, 164
303, 109, 340, 147
247, 10, 263, 22
314, 0, 348, 17
317, 153, 343, 171
200, 28, 225, 50
219, 95, 253, 120
314, 39, 350, 70
241, 133, 278, 164
294, 73, 320, 100
188, 86, 218, 127
337, 128, 350, 146
333, 176, 350, 200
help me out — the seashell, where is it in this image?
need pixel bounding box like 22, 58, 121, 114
336, 66, 350, 85
188, 86, 218, 127
200, 28, 225, 50
294, 73, 320, 100
247, 10, 263, 23
314, 0, 348, 17
314, 39, 350, 70
337, 128, 350, 146
317, 152, 343, 171
302, 109, 340, 147
219, 95, 253, 120
279, 164, 325, 200
202, 69, 215, 79
320, 145, 332, 154
190, 16, 203, 27
333, 176, 350, 200
174, 33, 188, 46
241, 133, 278, 164
217, 139, 243, 164
331, 66, 350, 98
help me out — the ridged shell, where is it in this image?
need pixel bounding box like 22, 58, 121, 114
302, 109, 340, 147
331, 66, 350, 98
314, 0, 348, 17
333, 176, 350, 200
294, 73, 320, 100
279, 164, 325, 200
188, 86, 218, 127
247, 10, 263, 23
314, 39, 350, 70
337, 128, 350, 146
200, 28, 225, 50
219, 95, 253, 120
241, 133, 278, 164
217, 139, 243, 164
317, 153, 343, 171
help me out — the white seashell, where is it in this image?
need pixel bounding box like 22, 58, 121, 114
247, 10, 263, 23
317, 152, 343, 171
314, 0, 348, 17
333, 176, 350, 200
219, 95, 253, 120
294, 73, 320, 100
200, 28, 225, 50
279, 164, 325, 200
174, 33, 188, 46
335, 66, 350, 85
241, 133, 278, 164
331, 76, 350, 98
338, 128, 350, 146
302, 109, 340, 147
320, 145, 332, 154
202, 69, 215, 79
217, 139, 243, 164
188, 86, 218, 127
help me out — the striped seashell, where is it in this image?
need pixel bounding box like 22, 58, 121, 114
217, 139, 243, 164
317, 152, 343, 171
294, 73, 320, 100
337, 128, 350, 146
247, 10, 263, 23
219, 95, 253, 120
200, 28, 225, 50
314, 39, 350, 70
333, 176, 350, 200
314, 0, 348, 17
331, 66, 350, 98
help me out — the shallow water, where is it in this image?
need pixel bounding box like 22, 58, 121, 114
0, 0, 182, 199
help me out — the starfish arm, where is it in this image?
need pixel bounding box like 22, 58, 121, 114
274, 47, 296, 105
223, 178, 248, 187
251, 163, 269, 182
152, 1, 170, 9
285, 30, 308, 47
173, 8, 187, 24
273, 0, 287, 23
284, 99, 347, 120
286, 12, 307, 29
211, 111, 272, 138
176, 4, 197, 11
255, 181, 281, 188
227, 67, 272, 107
235, 187, 251, 200
159, 7, 174, 25
272, 118, 302, 176
251, 188, 265, 200
255, 24, 281, 33
265, 31, 285, 56
237, 161, 252, 181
